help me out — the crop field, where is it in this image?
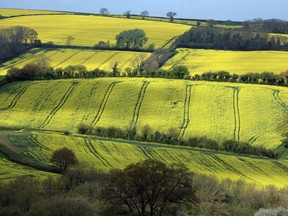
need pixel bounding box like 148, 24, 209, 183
162, 48, 288, 75
0, 48, 151, 75
0, 78, 287, 149
1, 130, 288, 187
0, 8, 63, 17
0, 15, 190, 48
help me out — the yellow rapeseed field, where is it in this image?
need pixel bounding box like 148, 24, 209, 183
0, 8, 63, 16
0, 15, 190, 48
0, 78, 287, 149
0, 48, 151, 75
162, 48, 288, 75
2, 131, 288, 187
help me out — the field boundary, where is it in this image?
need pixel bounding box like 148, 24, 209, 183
90, 81, 120, 127
179, 85, 192, 137
130, 81, 150, 130
41, 82, 78, 128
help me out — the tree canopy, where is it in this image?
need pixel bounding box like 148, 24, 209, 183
116, 28, 148, 50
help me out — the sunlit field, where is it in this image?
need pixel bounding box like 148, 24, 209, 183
0, 78, 287, 149
0, 48, 151, 75
0, 15, 190, 48
162, 48, 288, 75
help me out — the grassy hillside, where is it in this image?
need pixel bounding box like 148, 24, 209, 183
0, 48, 151, 75
2, 130, 288, 187
0, 78, 287, 149
0, 15, 190, 48
162, 48, 288, 75
0, 8, 63, 17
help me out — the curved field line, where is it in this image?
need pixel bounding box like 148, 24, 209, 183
161, 35, 178, 49
90, 82, 120, 128
273, 90, 288, 111
0, 85, 30, 111
179, 85, 192, 137
54, 50, 82, 68
29, 135, 51, 151
2, 49, 48, 70
81, 83, 99, 122
130, 81, 150, 130
210, 154, 252, 179
78, 52, 99, 66
41, 82, 78, 128
232, 87, 241, 141
97, 52, 119, 69
272, 161, 288, 173
169, 49, 191, 70
84, 139, 112, 168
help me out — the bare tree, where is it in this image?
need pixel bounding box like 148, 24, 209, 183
166, 11, 177, 22
124, 10, 132, 18
140, 11, 149, 19
99, 8, 109, 16
101, 159, 194, 216
206, 19, 217, 28
66, 35, 75, 45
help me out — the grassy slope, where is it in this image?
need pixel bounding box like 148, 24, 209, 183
0, 78, 287, 149
0, 48, 151, 75
2, 130, 288, 187
0, 8, 63, 16
162, 48, 288, 75
0, 15, 190, 48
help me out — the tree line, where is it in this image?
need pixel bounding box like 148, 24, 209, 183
0, 26, 40, 63
175, 26, 288, 51
1, 158, 288, 216
4, 59, 288, 89
245, 18, 288, 34
77, 124, 278, 159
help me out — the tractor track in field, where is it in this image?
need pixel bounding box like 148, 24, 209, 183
84, 139, 112, 168
232, 87, 241, 142
272, 161, 288, 173
130, 81, 150, 130
78, 52, 98, 65
29, 135, 51, 151
90, 81, 120, 127
41, 82, 78, 128
161, 35, 178, 49
249, 135, 261, 145
210, 154, 252, 180
238, 158, 267, 175
179, 85, 192, 137
0, 85, 30, 111
54, 50, 82, 68
170, 49, 191, 70
273, 90, 288, 111
97, 52, 119, 68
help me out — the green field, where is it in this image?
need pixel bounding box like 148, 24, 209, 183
0, 48, 151, 75
1, 130, 288, 187
0, 8, 63, 16
0, 15, 190, 48
162, 48, 288, 75
0, 78, 287, 149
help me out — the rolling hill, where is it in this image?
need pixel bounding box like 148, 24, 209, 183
0, 78, 287, 149
0, 8, 64, 17
0, 15, 190, 48
162, 48, 288, 75
1, 130, 288, 187
0, 48, 151, 75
